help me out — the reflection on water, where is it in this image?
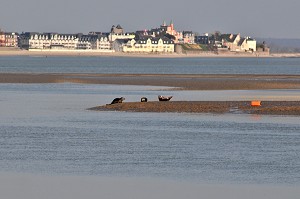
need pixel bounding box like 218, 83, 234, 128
0, 83, 300, 185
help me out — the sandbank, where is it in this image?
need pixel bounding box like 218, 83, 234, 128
2, 73, 300, 90
89, 101, 300, 115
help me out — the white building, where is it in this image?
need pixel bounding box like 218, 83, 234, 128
113, 37, 174, 53
19, 32, 112, 51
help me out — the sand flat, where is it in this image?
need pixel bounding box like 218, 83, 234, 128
90, 101, 300, 115
2, 73, 300, 90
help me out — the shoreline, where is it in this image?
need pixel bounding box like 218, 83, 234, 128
1, 48, 299, 58
89, 101, 300, 115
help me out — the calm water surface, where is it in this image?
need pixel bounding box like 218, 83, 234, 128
0, 56, 300, 74
0, 83, 299, 185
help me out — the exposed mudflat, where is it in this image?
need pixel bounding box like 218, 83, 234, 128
89, 101, 300, 115
2, 73, 300, 90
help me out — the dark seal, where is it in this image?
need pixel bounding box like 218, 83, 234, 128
110, 97, 125, 104
158, 95, 173, 101
141, 97, 148, 102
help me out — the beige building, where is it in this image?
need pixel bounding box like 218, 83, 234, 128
109, 32, 135, 42
96, 35, 111, 50
77, 34, 111, 51
221, 34, 241, 51
116, 37, 174, 53
238, 37, 257, 52
221, 34, 256, 52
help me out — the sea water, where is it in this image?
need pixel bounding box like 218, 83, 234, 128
0, 82, 299, 185
1, 56, 300, 74
0, 56, 300, 186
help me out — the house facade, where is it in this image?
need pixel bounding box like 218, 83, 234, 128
19, 32, 79, 50
181, 31, 195, 44
221, 33, 256, 52
96, 35, 111, 50
221, 34, 241, 51
0, 31, 18, 47
114, 37, 174, 53
195, 35, 209, 44
238, 37, 256, 52
19, 32, 112, 51
0, 31, 4, 46
77, 34, 93, 50
109, 32, 135, 42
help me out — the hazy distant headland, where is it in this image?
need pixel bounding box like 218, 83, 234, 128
257, 38, 300, 53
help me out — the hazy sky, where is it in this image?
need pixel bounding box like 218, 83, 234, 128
1, 0, 299, 39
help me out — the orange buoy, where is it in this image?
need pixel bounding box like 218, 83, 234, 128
251, 101, 261, 107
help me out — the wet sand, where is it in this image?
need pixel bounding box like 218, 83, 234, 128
89, 101, 300, 115
2, 73, 300, 90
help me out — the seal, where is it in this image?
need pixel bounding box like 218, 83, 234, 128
158, 95, 173, 101
141, 97, 148, 102
110, 97, 125, 104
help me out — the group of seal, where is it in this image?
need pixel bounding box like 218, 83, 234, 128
109, 95, 172, 105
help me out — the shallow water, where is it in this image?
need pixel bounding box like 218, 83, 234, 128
0, 83, 299, 185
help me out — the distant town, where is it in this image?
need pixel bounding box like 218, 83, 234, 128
0, 21, 269, 55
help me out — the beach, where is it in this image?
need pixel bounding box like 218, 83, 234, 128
1, 47, 300, 58
2, 73, 300, 90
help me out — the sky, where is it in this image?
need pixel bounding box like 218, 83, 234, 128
1, 0, 300, 39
